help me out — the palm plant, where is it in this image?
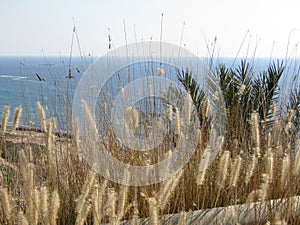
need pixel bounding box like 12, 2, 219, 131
176, 69, 206, 125
216, 60, 254, 149
251, 60, 284, 123
177, 59, 286, 153
288, 87, 300, 125
287, 87, 300, 146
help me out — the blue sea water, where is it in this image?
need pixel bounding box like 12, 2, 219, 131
0, 56, 299, 129
0, 56, 90, 128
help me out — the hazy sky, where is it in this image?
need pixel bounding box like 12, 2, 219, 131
1, 0, 300, 57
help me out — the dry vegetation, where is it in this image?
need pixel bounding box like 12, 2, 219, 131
0, 59, 300, 224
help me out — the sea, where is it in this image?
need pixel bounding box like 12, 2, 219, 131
0, 56, 90, 129
0, 56, 299, 130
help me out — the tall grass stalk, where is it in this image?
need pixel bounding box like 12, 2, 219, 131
229, 155, 242, 187
49, 190, 60, 225
0, 188, 12, 224
37, 102, 46, 131
148, 197, 159, 225
1, 105, 10, 135
12, 105, 22, 131
245, 155, 257, 184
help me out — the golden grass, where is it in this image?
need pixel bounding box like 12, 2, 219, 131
0, 69, 300, 225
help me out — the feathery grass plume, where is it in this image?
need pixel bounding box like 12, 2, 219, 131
217, 151, 230, 188
19, 151, 35, 223
12, 105, 22, 130
148, 84, 153, 96
46, 119, 57, 174
103, 101, 108, 115
158, 169, 183, 211
92, 184, 100, 225
246, 190, 256, 208
157, 169, 178, 199
294, 144, 300, 175
258, 173, 270, 201
92, 180, 108, 225
197, 128, 202, 146
1, 105, 10, 135
19, 149, 28, 180
285, 109, 294, 132
115, 185, 129, 222
272, 119, 281, 146
281, 154, 290, 186
17, 211, 29, 225
32, 189, 39, 225
105, 188, 117, 222
120, 87, 124, 98
40, 186, 49, 225
76, 170, 96, 219
251, 112, 260, 157
50, 117, 56, 130
202, 98, 210, 119
196, 172, 206, 188
45, 119, 53, 160
37, 102, 46, 131
74, 118, 80, 151
132, 198, 140, 225
28, 146, 33, 163
18, 151, 34, 222
75, 202, 91, 225
49, 190, 60, 225
82, 100, 97, 159
229, 155, 242, 187
265, 221, 271, 225
266, 151, 274, 181
166, 104, 173, 122
178, 211, 186, 225
25, 164, 34, 224
266, 132, 271, 149
238, 84, 246, 96
185, 94, 192, 125
82, 100, 97, 132
157, 67, 165, 76
148, 197, 159, 225
196, 150, 211, 186
175, 107, 181, 135
0, 188, 12, 224
126, 107, 139, 133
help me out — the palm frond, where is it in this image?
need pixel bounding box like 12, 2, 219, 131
252, 60, 284, 123
176, 69, 206, 123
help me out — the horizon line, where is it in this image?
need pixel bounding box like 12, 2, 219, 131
0, 55, 292, 59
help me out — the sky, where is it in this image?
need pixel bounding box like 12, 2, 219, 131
1, 0, 300, 57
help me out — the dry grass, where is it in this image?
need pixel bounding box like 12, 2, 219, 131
0, 59, 300, 225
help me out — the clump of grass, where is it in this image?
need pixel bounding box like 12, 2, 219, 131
0, 57, 300, 224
